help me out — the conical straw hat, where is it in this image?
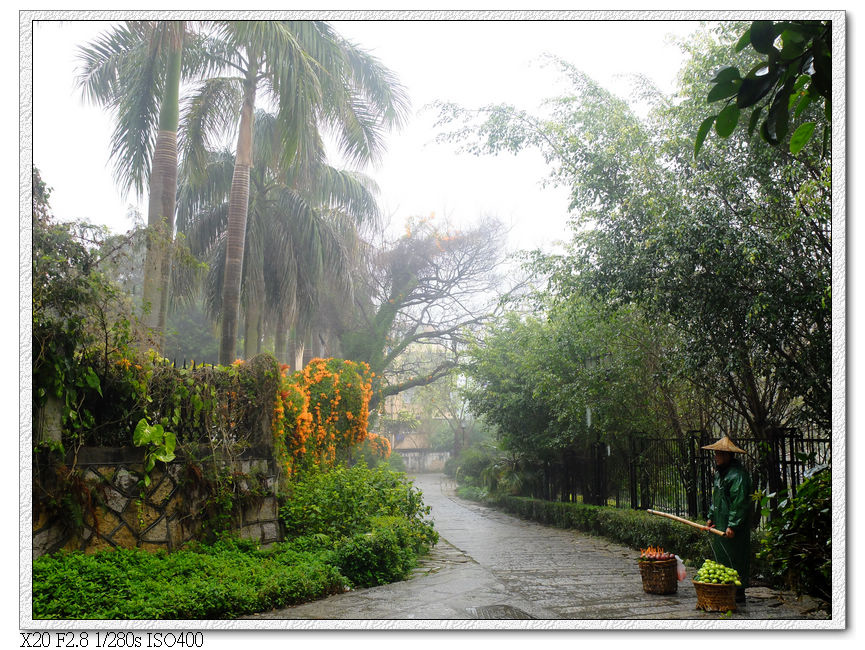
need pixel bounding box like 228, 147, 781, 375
701, 435, 746, 454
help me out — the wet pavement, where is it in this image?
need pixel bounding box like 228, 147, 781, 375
244, 473, 829, 622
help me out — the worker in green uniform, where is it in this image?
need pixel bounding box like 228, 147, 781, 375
703, 436, 752, 603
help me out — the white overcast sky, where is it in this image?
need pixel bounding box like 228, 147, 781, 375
31, 18, 700, 255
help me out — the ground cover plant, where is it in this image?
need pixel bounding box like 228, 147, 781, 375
32, 537, 346, 619
33, 464, 437, 619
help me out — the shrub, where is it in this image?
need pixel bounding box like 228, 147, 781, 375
383, 451, 406, 472
279, 464, 437, 554
757, 467, 831, 602
451, 446, 497, 487
456, 485, 488, 502
334, 516, 419, 588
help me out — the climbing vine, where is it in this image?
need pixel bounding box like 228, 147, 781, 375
272, 358, 375, 479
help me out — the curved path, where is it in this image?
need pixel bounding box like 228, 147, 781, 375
246, 473, 826, 621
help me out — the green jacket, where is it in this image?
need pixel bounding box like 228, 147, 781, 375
706, 457, 752, 588
706, 458, 751, 532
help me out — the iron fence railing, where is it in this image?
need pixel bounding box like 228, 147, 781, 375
537, 428, 830, 525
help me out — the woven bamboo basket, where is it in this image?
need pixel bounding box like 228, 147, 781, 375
638, 558, 678, 594
693, 580, 737, 612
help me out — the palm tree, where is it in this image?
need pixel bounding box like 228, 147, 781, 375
182, 21, 408, 364
177, 109, 381, 363
77, 20, 188, 347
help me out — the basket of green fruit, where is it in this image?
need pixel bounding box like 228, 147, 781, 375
638, 546, 678, 594
692, 560, 740, 612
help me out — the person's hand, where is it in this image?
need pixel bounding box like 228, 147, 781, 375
706, 520, 714, 528
725, 527, 735, 539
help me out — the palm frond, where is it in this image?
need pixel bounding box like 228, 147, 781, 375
178, 76, 244, 187
177, 146, 234, 235
77, 21, 167, 197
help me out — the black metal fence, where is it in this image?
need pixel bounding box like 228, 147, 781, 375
541, 428, 830, 524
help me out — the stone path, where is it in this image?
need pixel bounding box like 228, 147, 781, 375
244, 473, 829, 621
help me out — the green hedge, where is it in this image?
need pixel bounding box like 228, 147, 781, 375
492, 495, 713, 564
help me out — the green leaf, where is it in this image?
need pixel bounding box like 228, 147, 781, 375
793, 93, 813, 120
737, 71, 778, 109
163, 431, 177, 455
779, 31, 807, 60
132, 418, 162, 447
714, 104, 740, 138
760, 118, 778, 145
735, 27, 752, 52
84, 367, 101, 396
694, 115, 715, 158
789, 121, 816, 154
711, 66, 741, 84
154, 449, 176, 463
748, 106, 764, 137
707, 79, 740, 103
750, 20, 778, 54
793, 74, 810, 92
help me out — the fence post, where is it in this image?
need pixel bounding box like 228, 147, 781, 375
687, 431, 699, 519
629, 434, 638, 510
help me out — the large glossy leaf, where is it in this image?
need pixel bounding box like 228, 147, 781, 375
749, 20, 778, 54
737, 71, 778, 109
714, 104, 740, 138
734, 27, 752, 52
789, 121, 816, 154
711, 66, 741, 84
760, 117, 778, 145
133, 418, 153, 446
694, 115, 715, 158
748, 106, 763, 137
707, 79, 740, 103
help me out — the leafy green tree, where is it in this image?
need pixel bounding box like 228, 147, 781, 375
697, 20, 831, 157
443, 26, 831, 438
32, 168, 140, 443
436, 24, 830, 500
181, 21, 408, 364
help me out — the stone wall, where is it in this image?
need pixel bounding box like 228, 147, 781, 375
33, 446, 282, 559
397, 449, 451, 473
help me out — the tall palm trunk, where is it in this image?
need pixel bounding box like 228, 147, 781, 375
243, 301, 261, 359
274, 312, 288, 364
219, 61, 258, 364
141, 21, 184, 349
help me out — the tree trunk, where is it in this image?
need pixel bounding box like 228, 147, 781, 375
243, 301, 261, 360
274, 319, 287, 364
219, 65, 257, 365
141, 22, 183, 350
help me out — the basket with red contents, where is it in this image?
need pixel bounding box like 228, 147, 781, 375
692, 559, 740, 612
638, 546, 678, 595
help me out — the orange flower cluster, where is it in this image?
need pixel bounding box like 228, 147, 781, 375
364, 432, 392, 459
272, 357, 373, 479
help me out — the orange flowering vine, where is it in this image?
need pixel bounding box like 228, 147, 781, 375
272, 357, 374, 479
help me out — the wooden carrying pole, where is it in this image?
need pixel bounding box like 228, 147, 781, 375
647, 509, 726, 536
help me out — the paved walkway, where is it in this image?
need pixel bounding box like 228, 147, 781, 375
245, 473, 829, 621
